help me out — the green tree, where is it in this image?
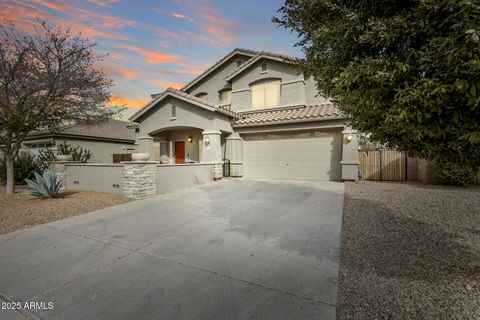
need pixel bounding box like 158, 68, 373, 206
0, 21, 122, 193
274, 0, 480, 185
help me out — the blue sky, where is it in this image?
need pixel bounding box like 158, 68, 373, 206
2, 0, 301, 118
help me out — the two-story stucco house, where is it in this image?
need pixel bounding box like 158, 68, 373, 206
130, 48, 358, 181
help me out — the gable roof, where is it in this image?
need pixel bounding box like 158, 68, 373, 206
180, 48, 258, 92
232, 104, 346, 127
26, 119, 136, 142
224, 51, 297, 81
129, 87, 241, 122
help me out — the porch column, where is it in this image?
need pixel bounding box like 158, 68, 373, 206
341, 126, 359, 181
225, 133, 244, 177
201, 130, 223, 179
137, 136, 154, 159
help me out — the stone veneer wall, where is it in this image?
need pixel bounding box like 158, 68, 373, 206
123, 162, 157, 200
213, 163, 223, 179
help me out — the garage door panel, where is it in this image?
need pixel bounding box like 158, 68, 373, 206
243, 131, 342, 181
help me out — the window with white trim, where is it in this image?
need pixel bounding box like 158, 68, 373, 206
171, 105, 176, 118
219, 89, 231, 104
250, 79, 281, 109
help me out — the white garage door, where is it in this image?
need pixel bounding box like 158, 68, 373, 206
243, 130, 342, 181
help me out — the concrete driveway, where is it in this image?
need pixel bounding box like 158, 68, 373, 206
0, 179, 344, 320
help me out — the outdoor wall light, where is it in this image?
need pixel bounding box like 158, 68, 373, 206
188, 136, 193, 143
344, 134, 353, 144
204, 136, 210, 146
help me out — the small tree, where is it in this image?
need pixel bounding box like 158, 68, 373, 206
0, 21, 121, 193
274, 0, 480, 185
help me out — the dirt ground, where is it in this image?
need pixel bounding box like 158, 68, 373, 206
0, 185, 131, 235
336, 181, 480, 320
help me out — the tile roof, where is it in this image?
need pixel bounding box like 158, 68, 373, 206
233, 104, 346, 127
27, 119, 137, 141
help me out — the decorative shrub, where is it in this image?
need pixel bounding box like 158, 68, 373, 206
37, 148, 57, 172
25, 170, 64, 198
0, 153, 41, 184
432, 160, 477, 186
56, 141, 92, 162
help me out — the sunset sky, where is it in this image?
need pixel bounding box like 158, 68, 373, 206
1, 0, 301, 119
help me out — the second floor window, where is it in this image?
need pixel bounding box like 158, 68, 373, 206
195, 92, 208, 101
250, 79, 281, 109
171, 105, 176, 118
219, 89, 231, 104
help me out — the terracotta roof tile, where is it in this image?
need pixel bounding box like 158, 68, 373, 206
233, 104, 346, 127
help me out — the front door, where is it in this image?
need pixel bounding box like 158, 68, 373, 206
175, 141, 185, 164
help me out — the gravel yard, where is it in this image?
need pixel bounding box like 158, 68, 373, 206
0, 185, 131, 235
337, 181, 480, 320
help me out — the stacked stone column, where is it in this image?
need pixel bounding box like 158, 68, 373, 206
123, 161, 157, 199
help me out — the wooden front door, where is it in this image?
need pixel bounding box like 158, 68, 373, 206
175, 141, 185, 164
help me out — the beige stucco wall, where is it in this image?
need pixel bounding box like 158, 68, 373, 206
156, 164, 214, 194
23, 138, 134, 163
64, 164, 124, 194
135, 97, 233, 138
231, 59, 306, 112
186, 54, 252, 104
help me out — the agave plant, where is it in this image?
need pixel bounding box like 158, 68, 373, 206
25, 170, 64, 198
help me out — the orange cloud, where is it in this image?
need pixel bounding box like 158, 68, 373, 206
147, 79, 184, 90
5, 0, 135, 42
99, 64, 142, 80
114, 43, 183, 64
87, 0, 119, 7
174, 0, 237, 46
109, 96, 149, 109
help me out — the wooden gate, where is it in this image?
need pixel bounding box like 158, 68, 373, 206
112, 153, 132, 163
358, 150, 406, 181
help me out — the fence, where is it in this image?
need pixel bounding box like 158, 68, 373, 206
359, 150, 407, 181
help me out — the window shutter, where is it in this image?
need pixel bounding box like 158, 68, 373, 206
251, 83, 265, 109
251, 80, 280, 109
264, 80, 280, 108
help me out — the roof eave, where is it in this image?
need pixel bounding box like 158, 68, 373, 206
181, 49, 257, 92
225, 55, 290, 82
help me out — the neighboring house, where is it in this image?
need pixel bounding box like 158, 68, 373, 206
21, 119, 137, 163
130, 48, 358, 181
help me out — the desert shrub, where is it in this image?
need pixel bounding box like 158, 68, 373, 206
25, 169, 64, 198
0, 153, 41, 184
432, 160, 477, 186
56, 141, 92, 162
37, 148, 57, 172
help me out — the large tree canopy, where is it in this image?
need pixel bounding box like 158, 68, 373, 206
274, 0, 480, 184
0, 21, 120, 193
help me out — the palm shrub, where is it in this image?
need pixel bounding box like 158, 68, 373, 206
25, 170, 64, 198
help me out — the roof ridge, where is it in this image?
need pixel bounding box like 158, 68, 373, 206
224, 51, 298, 81
180, 48, 258, 92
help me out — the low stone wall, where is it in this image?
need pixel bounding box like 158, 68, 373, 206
156, 163, 215, 194
64, 163, 124, 194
